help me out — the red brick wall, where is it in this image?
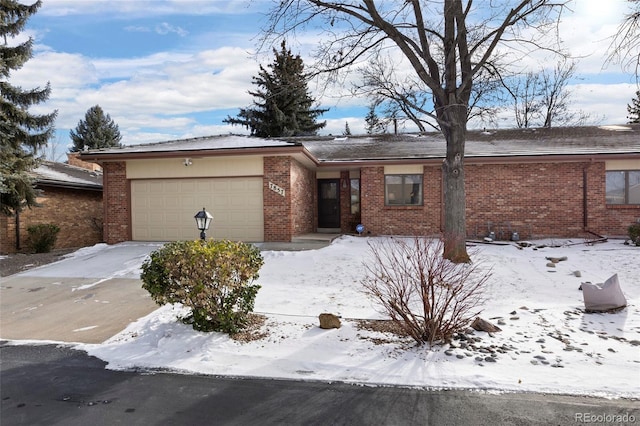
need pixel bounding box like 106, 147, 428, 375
67, 152, 102, 172
95, 156, 637, 245
339, 171, 352, 233
291, 158, 315, 236
102, 161, 130, 244
466, 161, 639, 239
0, 186, 102, 254
358, 161, 633, 240
263, 156, 292, 241
359, 166, 442, 237
466, 162, 587, 239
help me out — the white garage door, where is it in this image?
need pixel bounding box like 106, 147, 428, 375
131, 178, 264, 242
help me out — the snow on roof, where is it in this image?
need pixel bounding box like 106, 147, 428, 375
80, 125, 640, 163
33, 162, 102, 190
86, 134, 300, 156
301, 125, 640, 162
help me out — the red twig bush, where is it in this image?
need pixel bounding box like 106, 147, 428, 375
361, 237, 490, 346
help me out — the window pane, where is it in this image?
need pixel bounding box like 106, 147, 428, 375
385, 174, 422, 205
385, 175, 403, 205
606, 171, 625, 204
350, 179, 360, 214
405, 175, 422, 205
629, 171, 640, 204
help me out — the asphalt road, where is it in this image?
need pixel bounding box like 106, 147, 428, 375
1, 343, 638, 426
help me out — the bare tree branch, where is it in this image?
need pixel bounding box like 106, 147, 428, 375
261, 0, 567, 262
606, 0, 640, 81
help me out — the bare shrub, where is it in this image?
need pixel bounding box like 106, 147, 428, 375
361, 237, 490, 346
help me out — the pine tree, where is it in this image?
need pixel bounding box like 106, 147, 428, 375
0, 0, 57, 216
224, 40, 327, 137
628, 91, 640, 124
69, 105, 122, 152
343, 121, 351, 136
364, 104, 385, 134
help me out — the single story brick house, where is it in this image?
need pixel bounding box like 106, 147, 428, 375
78, 125, 640, 245
0, 156, 103, 254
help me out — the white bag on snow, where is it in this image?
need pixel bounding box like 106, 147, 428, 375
582, 274, 627, 312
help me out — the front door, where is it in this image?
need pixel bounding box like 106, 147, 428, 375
318, 179, 340, 228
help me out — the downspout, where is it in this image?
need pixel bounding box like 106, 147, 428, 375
583, 165, 606, 241
583, 168, 588, 230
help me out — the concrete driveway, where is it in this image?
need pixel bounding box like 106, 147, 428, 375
0, 242, 162, 344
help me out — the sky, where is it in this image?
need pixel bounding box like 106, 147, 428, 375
7, 236, 640, 398
7, 0, 639, 160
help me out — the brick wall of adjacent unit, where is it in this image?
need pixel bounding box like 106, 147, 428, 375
290, 158, 315, 236
339, 171, 353, 233
263, 156, 292, 241
67, 152, 102, 172
0, 186, 102, 254
357, 160, 633, 240
606, 206, 640, 237
359, 166, 442, 237
102, 161, 130, 244
466, 162, 594, 239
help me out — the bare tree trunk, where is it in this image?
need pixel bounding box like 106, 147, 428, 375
441, 106, 470, 263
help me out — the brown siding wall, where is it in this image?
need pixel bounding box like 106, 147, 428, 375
102, 161, 130, 244
0, 186, 102, 254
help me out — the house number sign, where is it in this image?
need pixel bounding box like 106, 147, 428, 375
269, 182, 285, 197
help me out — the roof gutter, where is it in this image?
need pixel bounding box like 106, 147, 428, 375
79, 145, 310, 162
316, 152, 640, 168
36, 180, 103, 191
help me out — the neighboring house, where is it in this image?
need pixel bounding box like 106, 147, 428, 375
78, 125, 640, 245
0, 156, 103, 254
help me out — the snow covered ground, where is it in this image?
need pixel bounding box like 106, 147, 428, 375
66, 236, 640, 399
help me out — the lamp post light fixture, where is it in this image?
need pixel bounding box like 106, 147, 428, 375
194, 207, 213, 240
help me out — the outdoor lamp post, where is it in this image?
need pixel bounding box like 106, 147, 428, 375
194, 207, 213, 240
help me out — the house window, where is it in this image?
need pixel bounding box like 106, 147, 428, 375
606, 170, 640, 204
350, 178, 360, 215
385, 174, 423, 206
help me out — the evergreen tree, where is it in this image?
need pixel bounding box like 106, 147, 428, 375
69, 105, 122, 152
343, 121, 351, 136
0, 0, 57, 216
628, 90, 640, 124
364, 104, 385, 134
224, 40, 327, 137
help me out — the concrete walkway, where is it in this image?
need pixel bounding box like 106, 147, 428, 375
0, 242, 162, 344
0, 238, 336, 344
0, 275, 157, 344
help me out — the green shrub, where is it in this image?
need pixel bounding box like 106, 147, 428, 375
141, 240, 264, 334
629, 223, 640, 246
26, 223, 60, 253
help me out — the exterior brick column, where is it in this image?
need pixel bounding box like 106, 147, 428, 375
263, 156, 292, 241
102, 161, 130, 244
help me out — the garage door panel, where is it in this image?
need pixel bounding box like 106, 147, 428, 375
131, 177, 263, 242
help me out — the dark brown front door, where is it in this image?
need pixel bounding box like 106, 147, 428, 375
318, 179, 340, 228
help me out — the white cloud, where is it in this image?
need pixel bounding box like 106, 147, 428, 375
155, 22, 188, 37
570, 82, 636, 124
12, 46, 259, 136
11, 0, 637, 152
